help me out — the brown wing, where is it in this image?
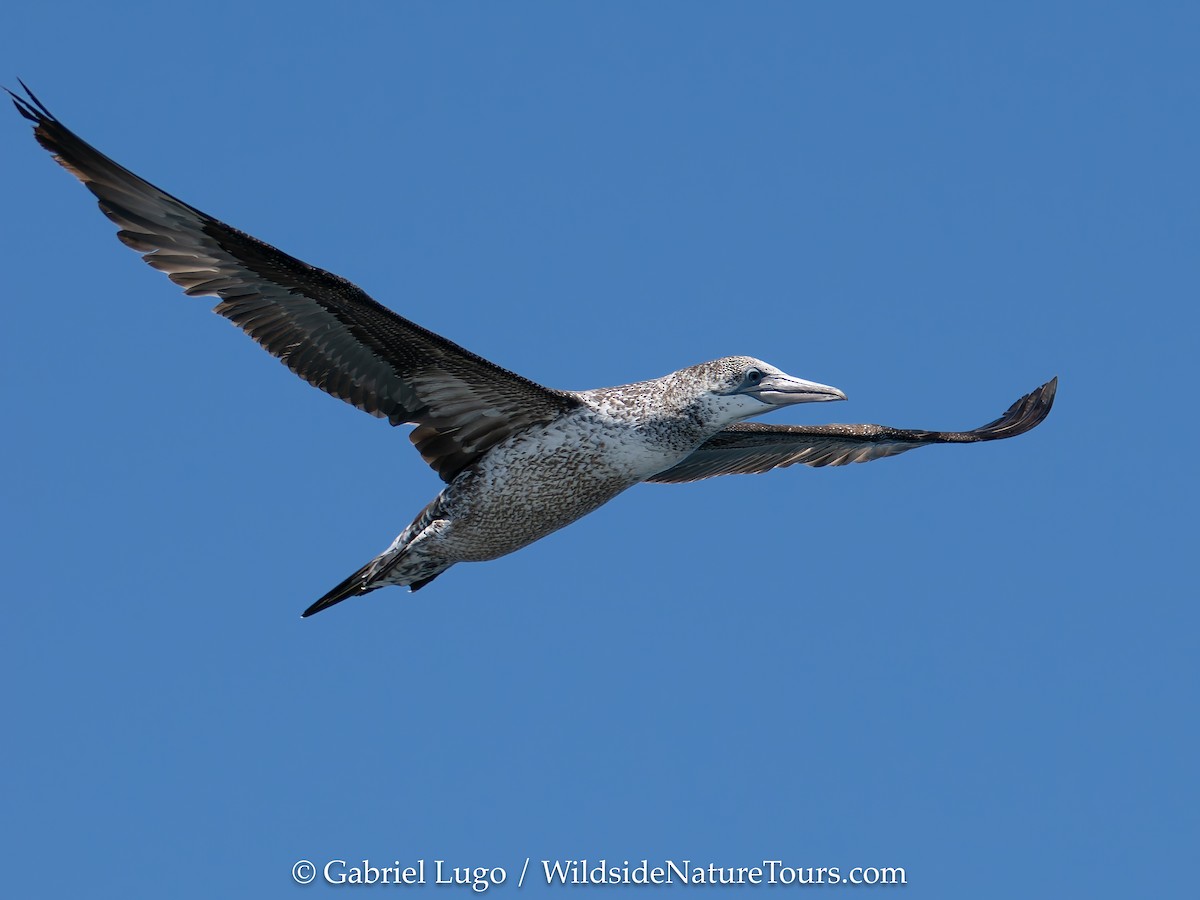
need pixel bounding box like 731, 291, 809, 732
648, 378, 1056, 483
10, 84, 580, 482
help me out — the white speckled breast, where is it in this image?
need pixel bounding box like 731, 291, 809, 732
427, 404, 698, 562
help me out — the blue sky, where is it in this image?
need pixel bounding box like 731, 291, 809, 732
2, 2, 1195, 897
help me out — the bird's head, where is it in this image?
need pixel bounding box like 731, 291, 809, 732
689, 356, 846, 427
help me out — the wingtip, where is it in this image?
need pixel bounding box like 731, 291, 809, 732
1035, 375, 1058, 413
976, 375, 1057, 439
7, 85, 35, 122
7, 79, 53, 125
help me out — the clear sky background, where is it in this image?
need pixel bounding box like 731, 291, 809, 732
2, 3, 1195, 897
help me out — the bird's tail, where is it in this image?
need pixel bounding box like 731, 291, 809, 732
301, 553, 442, 617
301, 561, 377, 617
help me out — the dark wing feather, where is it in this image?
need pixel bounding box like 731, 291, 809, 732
648, 378, 1056, 483
9, 84, 580, 482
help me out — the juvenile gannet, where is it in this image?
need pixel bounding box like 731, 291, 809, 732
10, 85, 1056, 616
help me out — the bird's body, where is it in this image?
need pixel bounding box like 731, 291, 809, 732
9, 84, 1057, 617
375, 398, 674, 588
326, 357, 825, 609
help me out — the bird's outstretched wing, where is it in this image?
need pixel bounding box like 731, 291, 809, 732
648, 377, 1056, 483
9, 84, 580, 482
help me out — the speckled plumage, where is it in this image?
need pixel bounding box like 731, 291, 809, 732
354, 358, 781, 596
11, 85, 1057, 617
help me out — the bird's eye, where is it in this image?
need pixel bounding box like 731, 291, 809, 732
746, 369, 763, 384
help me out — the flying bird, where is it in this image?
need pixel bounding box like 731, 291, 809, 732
9, 84, 1056, 617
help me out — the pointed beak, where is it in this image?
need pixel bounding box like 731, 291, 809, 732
749, 373, 847, 406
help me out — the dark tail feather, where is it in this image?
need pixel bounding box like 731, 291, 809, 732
301, 554, 443, 617
302, 561, 377, 618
